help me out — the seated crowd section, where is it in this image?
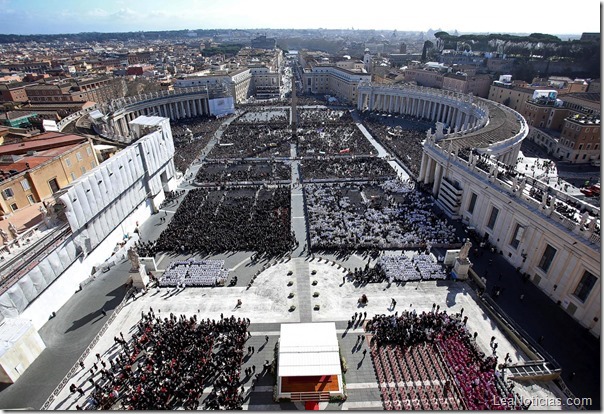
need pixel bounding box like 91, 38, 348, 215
171, 115, 223, 173
76, 311, 249, 410
208, 116, 291, 159
359, 112, 432, 177
306, 179, 462, 252
195, 160, 290, 184
300, 157, 396, 181
148, 186, 295, 257
159, 259, 228, 287
366, 309, 524, 410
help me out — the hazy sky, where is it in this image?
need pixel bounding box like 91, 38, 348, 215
0, 0, 600, 35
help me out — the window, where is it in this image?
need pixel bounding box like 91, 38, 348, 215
467, 192, 477, 214
76, 152, 82, 162
486, 206, 499, 230
81, 166, 86, 174
538, 244, 556, 273
2, 188, 14, 200
10, 203, 18, 212
20, 179, 30, 191
573, 271, 597, 303
65, 157, 72, 167
509, 224, 524, 249
48, 178, 60, 194
27, 194, 35, 205
70, 172, 77, 180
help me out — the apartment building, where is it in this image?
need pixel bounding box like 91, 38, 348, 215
0, 132, 98, 217
302, 65, 371, 104
442, 72, 492, 98
555, 114, 601, 164
25, 77, 125, 104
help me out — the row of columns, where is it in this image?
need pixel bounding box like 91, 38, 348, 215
496, 145, 521, 166
359, 91, 472, 132
418, 152, 444, 196
111, 97, 210, 138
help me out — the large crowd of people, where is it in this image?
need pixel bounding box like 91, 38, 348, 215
151, 187, 295, 256
305, 179, 461, 251
234, 109, 288, 124
208, 123, 291, 159
297, 108, 349, 125
195, 160, 290, 183
171, 116, 223, 173
366, 309, 523, 410
360, 113, 431, 176
300, 157, 395, 181
77, 311, 249, 410
297, 124, 376, 156
159, 259, 228, 288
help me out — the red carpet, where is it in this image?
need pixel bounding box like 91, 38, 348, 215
305, 401, 319, 410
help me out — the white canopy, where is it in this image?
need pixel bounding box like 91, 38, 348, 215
278, 322, 342, 377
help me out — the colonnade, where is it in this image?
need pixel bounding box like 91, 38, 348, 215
357, 84, 487, 134
110, 96, 210, 138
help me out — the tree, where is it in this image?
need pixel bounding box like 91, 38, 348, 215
421, 41, 434, 62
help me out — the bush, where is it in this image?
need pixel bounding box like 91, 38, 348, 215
312, 280, 318, 286
311, 270, 317, 275
287, 280, 294, 286
289, 305, 296, 312
313, 292, 319, 297
314, 304, 320, 310
288, 292, 295, 298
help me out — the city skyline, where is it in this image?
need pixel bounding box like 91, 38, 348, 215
0, 0, 600, 36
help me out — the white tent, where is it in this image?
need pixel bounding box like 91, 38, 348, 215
277, 322, 343, 400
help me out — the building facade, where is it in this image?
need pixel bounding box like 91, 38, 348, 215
302, 65, 371, 104
0, 133, 98, 216
554, 114, 601, 164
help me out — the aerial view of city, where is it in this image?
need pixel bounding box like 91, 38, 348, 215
0, 0, 600, 410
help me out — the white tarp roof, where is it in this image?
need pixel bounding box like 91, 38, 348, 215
89, 110, 105, 120
278, 322, 342, 377
0, 318, 32, 358
129, 115, 165, 126
42, 119, 59, 132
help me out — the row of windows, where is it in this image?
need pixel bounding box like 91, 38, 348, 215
465, 191, 598, 303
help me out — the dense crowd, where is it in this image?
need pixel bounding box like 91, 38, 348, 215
195, 160, 290, 183
297, 124, 375, 156
171, 116, 223, 173
300, 157, 395, 181
152, 187, 295, 256
76, 311, 249, 410
360, 113, 431, 176
348, 251, 448, 285
366, 309, 522, 410
306, 179, 461, 251
234, 109, 288, 124
208, 123, 291, 159
297, 108, 349, 125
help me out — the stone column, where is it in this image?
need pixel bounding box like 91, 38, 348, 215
418, 153, 428, 182
432, 162, 442, 195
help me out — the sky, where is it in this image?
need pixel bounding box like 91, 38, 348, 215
0, 0, 600, 36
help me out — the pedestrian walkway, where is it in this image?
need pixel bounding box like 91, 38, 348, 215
351, 110, 410, 181
293, 259, 311, 322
